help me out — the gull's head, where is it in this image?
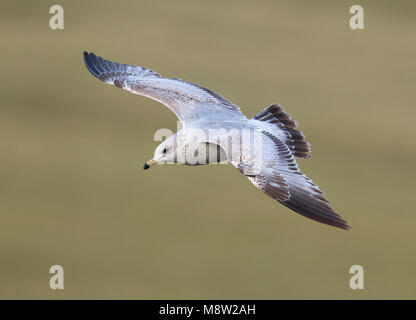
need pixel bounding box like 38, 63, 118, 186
143, 135, 177, 170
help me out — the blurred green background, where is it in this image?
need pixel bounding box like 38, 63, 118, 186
1, 0, 415, 299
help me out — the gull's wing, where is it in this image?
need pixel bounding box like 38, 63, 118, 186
211, 129, 350, 230
83, 52, 245, 123
260, 132, 350, 230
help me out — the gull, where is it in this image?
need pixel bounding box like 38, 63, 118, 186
83, 51, 350, 230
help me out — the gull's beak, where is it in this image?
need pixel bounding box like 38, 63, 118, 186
143, 159, 156, 170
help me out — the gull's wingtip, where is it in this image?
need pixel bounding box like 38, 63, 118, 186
331, 216, 351, 230
83, 51, 100, 79
343, 221, 352, 231
336, 221, 351, 231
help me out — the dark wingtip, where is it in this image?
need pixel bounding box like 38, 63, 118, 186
334, 216, 351, 231
280, 197, 351, 231
331, 217, 351, 231
333, 222, 350, 231
320, 218, 351, 231
322, 214, 351, 231
83, 51, 101, 79
316, 217, 351, 231
343, 221, 352, 231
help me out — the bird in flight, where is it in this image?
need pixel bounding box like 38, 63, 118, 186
83, 51, 350, 230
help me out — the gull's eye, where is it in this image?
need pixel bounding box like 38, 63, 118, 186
162, 148, 167, 155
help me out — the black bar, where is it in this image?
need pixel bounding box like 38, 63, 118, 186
0, 300, 413, 318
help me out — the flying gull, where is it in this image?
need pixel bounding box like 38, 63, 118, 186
83, 51, 350, 230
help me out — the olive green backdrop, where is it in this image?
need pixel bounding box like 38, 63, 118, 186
1, 0, 415, 299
